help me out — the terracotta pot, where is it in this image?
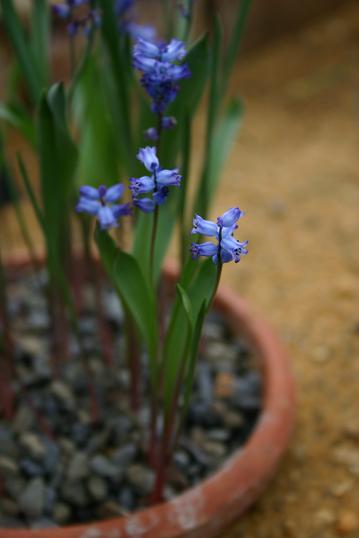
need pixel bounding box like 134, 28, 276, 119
1, 260, 295, 538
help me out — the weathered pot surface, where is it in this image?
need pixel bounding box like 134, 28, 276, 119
1, 260, 296, 538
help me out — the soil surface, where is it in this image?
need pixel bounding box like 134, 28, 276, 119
1, 1, 359, 536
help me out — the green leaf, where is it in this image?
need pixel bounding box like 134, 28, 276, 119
31, 0, 50, 86
95, 229, 159, 385
72, 58, 119, 185
206, 97, 244, 203
0, 0, 42, 103
222, 0, 252, 95
0, 103, 36, 145
98, 0, 134, 172
161, 259, 217, 418
179, 301, 207, 428
37, 83, 78, 285
16, 153, 45, 232
162, 283, 193, 417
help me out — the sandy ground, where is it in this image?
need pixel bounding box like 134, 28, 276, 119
2, 2, 359, 536
221, 2, 359, 537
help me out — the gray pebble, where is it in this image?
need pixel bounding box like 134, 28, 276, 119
61, 481, 88, 507
90, 454, 122, 480
0, 456, 18, 478
0, 426, 18, 458
20, 432, 46, 460
111, 444, 137, 467
13, 406, 35, 433
87, 476, 108, 502
53, 502, 71, 524
67, 452, 89, 481
19, 478, 46, 518
126, 464, 155, 495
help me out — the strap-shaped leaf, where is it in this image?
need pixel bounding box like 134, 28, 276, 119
95, 229, 159, 385
222, 0, 252, 95
31, 0, 49, 87
162, 283, 193, 417
98, 0, 134, 172
38, 83, 78, 284
0, 104, 36, 146
0, 0, 42, 103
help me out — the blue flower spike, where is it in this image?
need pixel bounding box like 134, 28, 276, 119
133, 36, 190, 127
53, 0, 100, 37
76, 183, 131, 230
130, 146, 182, 213
191, 208, 248, 264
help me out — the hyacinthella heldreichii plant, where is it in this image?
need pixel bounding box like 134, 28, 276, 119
0, 0, 251, 504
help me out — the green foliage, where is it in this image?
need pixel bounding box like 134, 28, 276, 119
38, 83, 78, 286
0, 0, 44, 103
95, 228, 159, 386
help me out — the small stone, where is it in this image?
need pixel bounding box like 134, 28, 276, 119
18, 478, 46, 518
20, 432, 46, 460
223, 411, 244, 429
206, 342, 237, 365
173, 450, 190, 469
87, 476, 108, 502
333, 446, 359, 475
67, 452, 89, 481
111, 444, 137, 467
42, 439, 60, 474
0, 456, 18, 478
20, 458, 44, 477
16, 335, 45, 356
53, 502, 71, 524
207, 429, 230, 442
342, 424, 359, 442
316, 508, 335, 525
71, 423, 91, 447
104, 292, 124, 323
234, 372, 262, 410
0, 426, 18, 458
61, 481, 88, 507
214, 371, 235, 398
201, 440, 227, 459
90, 454, 122, 480
13, 406, 35, 433
197, 363, 213, 402
336, 510, 359, 535
118, 487, 136, 511
312, 345, 331, 363
58, 438, 76, 457
50, 381, 75, 410
126, 464, 155, 495
331, 480, 353, 498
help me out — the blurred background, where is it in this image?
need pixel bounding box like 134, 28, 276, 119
1, 1, 359, 537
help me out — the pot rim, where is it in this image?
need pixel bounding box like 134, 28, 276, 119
1, 257, 296, 538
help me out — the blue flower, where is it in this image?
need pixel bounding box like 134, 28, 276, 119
133, 37, 190, 118
53, 0, 100, 37
191, 208, 248, 264
130, 146, 182, 213
76, 183, 131, 230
